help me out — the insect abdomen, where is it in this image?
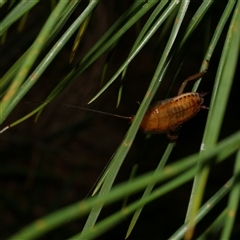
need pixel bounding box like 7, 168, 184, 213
140, 92, 204, 133
167, 92, 204, 128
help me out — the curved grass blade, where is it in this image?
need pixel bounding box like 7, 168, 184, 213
192, 1, 236, 93
99, 41, 119, 88
167, 0, 213, 88
151, 0, 212, 100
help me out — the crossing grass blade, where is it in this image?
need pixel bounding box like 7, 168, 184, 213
8, 130, 240, 240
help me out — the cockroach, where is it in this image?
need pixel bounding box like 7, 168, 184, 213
65, 68, 208, 141
135, 70, 208, 140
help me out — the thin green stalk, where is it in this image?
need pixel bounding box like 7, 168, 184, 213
117, 0, 168, 106
221, 150, 240, 239
125, 142, 174, 239
198, 209, 227, 240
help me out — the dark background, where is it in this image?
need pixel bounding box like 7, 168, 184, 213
1, 1, 240, 239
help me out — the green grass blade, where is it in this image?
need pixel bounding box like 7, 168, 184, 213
0, 1, 98, 130
88, 1, 177, 104
0, 0, 69, 123
178, 0, 213, 51
0, 1, 78, 98
7, 129, 240, 240
221, 150, 240, 239
74, 167, 197, 240
125, 143, 174, 239
33, 1, 155, 120
0, 102, 48, 133
81, 0, 190, 234
79, 0, 146, 64
170, 178, 234, 239
0, 50, 28, 98
184, 2, 239, 238
200, 0, 239, 147
198, 209, 227, 239
80, 1, 156, 82
0, 1, 38, 36
184, 0, 236, 219
0, 0, 7, 8
117, 0, 169, 107
184, 3, 237, 225
2, 2, 240, 239
125, 1, 215, 234
162, 0, 212, 96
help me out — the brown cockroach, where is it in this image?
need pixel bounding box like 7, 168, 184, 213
135, 70, 208, 140
65, 69, 208, 141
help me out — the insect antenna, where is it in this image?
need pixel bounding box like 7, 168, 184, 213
62, 104, 132, 120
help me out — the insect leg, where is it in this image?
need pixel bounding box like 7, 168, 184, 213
177, 62, 209, 96
177, 71, 207, 95
200, 92, 209, 109
167, 127, 181, 141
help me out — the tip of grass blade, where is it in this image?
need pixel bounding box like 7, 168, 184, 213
87, 96, 97, 105
116, 86, 123, 108
0, 126, 9, 133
